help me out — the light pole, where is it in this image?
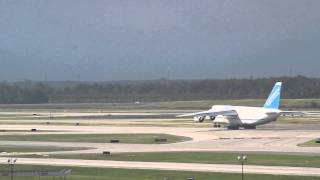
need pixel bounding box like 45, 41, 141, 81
237, 155, 247, 180
7, 158, 17, 180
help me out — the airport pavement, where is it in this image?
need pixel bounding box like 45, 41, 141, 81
0, 157, 320, 177
0, 124, 320, 176
0, 125, 320, 155
1, 108, 320, 177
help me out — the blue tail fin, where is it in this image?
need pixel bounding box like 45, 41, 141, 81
264, 82, 282, 109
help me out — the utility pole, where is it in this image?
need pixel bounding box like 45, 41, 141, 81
7, 158, 17, 180
237, 155, 247, 180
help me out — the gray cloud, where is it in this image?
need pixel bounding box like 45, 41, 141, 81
0, 0, 320, 81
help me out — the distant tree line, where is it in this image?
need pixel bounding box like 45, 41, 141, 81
0, 80, 49, 104
1, 76, 320, 104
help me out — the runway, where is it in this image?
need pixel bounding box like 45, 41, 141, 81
1, 157, 320, 177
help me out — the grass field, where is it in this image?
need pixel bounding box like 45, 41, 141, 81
1, 98, 320, 111
299, 139, 320, 147
146, 99, 320, 110
0, 99, 319, 127
277, 116, 320, 124
24, 152, 320, 168
0, 133, 191, 144
0, 164, 318, 180
0, 145, 91, 153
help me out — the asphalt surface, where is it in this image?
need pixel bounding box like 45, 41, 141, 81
0, 157, 320, 177
0, 124, 319, 155
0, 123, 320, 176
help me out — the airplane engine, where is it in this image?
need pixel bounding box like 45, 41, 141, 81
193, 116, 205, 123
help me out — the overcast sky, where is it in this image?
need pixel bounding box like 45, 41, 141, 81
0, 0, 320, 81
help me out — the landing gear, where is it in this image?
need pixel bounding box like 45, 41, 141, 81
213, 123, 221, 128
243, 124, 256, 129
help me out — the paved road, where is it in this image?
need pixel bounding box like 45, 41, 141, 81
0, 157, 319, 177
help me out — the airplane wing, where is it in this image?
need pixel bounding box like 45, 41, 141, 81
177, 109, 238, 118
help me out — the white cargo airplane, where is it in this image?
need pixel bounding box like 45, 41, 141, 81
178, 82, 285, 130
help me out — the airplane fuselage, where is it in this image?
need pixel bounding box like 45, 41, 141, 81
208, 105, 282, 127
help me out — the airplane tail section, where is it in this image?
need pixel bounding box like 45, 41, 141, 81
264, 82, 282, 109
